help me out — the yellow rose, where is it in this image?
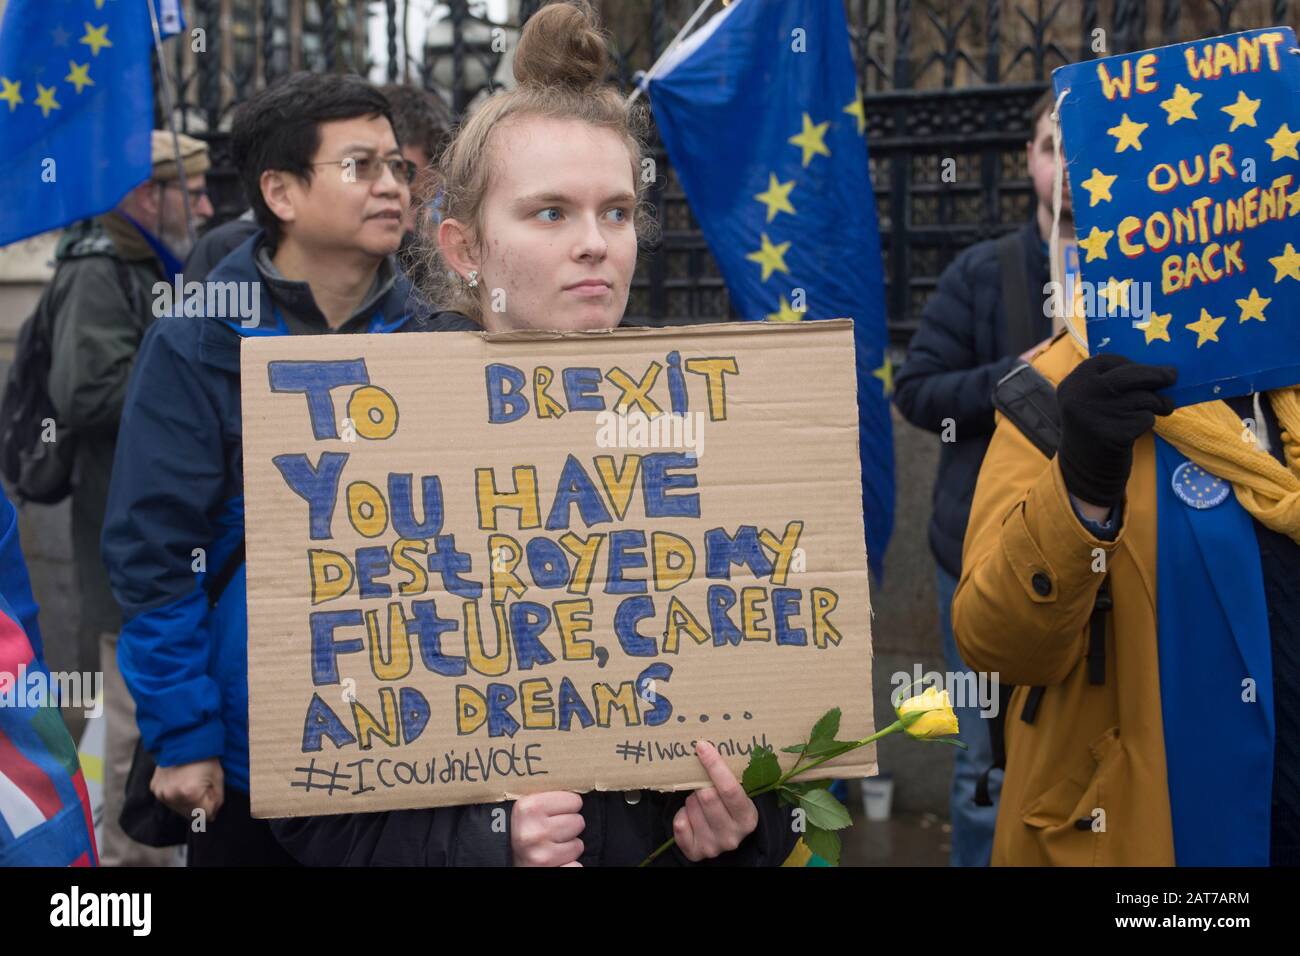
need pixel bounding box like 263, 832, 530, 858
896, 686, 960, 739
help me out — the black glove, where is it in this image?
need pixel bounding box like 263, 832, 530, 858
1056, 354, 1177, 508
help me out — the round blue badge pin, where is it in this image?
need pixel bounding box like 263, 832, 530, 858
1171, 461, 1231, 510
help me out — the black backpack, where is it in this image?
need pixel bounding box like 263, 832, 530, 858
0, 254, 141, 504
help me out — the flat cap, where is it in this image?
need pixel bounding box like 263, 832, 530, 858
151, 129, 210, 181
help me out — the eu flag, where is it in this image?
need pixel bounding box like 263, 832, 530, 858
648, 0, 894, 578
0, 0, 154, 247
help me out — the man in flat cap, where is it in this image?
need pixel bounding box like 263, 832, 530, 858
47, 130, 213, 866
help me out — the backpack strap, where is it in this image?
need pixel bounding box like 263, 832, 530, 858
205, 537, 245, 608
58, 216, 153, 315
1020, 686, 1046, 723
1087, 579, 1111, 685
111, 257, 147, 316
975, 362, 1113, 807
974, 682, 1014, 807
993, 362, 1061, 460
996, 230, 1036, 358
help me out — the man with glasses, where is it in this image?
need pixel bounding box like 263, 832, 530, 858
47, 130, 211, 867
102, 74, 429, 866
184, 82, 450, 289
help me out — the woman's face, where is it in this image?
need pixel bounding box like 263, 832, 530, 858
454, 115, 639, 332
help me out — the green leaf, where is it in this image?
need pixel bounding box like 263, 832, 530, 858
919, 736, 970, 750
796, 788, 853, 831
780, 744, 807, 754
804, 737, 860, 758
809, 708, 842, 746
782, 779, 834, 800
741, 745, 781, 793
804, 825, 842, 866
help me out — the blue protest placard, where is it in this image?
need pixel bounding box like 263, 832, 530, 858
1053, 27, 1300, 407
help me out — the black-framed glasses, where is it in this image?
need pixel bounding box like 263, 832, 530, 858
310, 156, 418, 186
156, 181, 210, 204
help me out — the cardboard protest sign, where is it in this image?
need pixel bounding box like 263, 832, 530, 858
240, 321, 875, 818
1053, 27, 1300, 407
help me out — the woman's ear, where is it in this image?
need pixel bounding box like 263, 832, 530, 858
261, 170, 296, 227
437, 217, 479, 280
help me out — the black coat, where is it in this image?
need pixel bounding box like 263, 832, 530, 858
269, 787, 799, 867
185, 214, 259, 282
893, 222, 1052, 578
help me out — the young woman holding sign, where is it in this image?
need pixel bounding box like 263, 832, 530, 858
269, 0, 801, 867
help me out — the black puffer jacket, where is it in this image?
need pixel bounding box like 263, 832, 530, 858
893, 222, 1051, 578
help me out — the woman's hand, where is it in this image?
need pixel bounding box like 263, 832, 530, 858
511, 791, 585, 866
672, 741, 760, 861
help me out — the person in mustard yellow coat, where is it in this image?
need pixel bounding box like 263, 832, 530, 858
953, 326, 1300, 866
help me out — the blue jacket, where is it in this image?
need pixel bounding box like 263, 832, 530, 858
101, 234, 430, 792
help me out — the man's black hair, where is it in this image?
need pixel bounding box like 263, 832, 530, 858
379, 84, 454, 163
1027, 88, 1056, 139
231, 72, 395, 248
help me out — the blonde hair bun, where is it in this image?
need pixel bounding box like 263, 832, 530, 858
513, 1, 609, 92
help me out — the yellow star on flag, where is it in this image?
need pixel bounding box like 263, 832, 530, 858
1185, 308, 1226, 347
1080, 168, 1117, 206
1268, 242, 1300, 282
843, 94, 866, 136
1220, 91, 1261, 132
1135, 311, 1172, 344
745, 232, 791, 282
873, 355, 894, 397
1097, 276, 1132, 312
1265, 123, 1300, 162
754, 174, 796, 223
1235, 287, 1270, 323
34, 83, 60, 118
788, 113, 830, 168
1077, 226, 1114, 262
0, 77, 21, 112
80, 22, 112, 56
1106, 113, 1148, 152
766, 296, 803, 323
65, 61, 93, 94
1160, 84, 1201, 124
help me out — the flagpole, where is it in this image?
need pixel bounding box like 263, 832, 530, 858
146, 0, 197, 252
626, 0, 715, 106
